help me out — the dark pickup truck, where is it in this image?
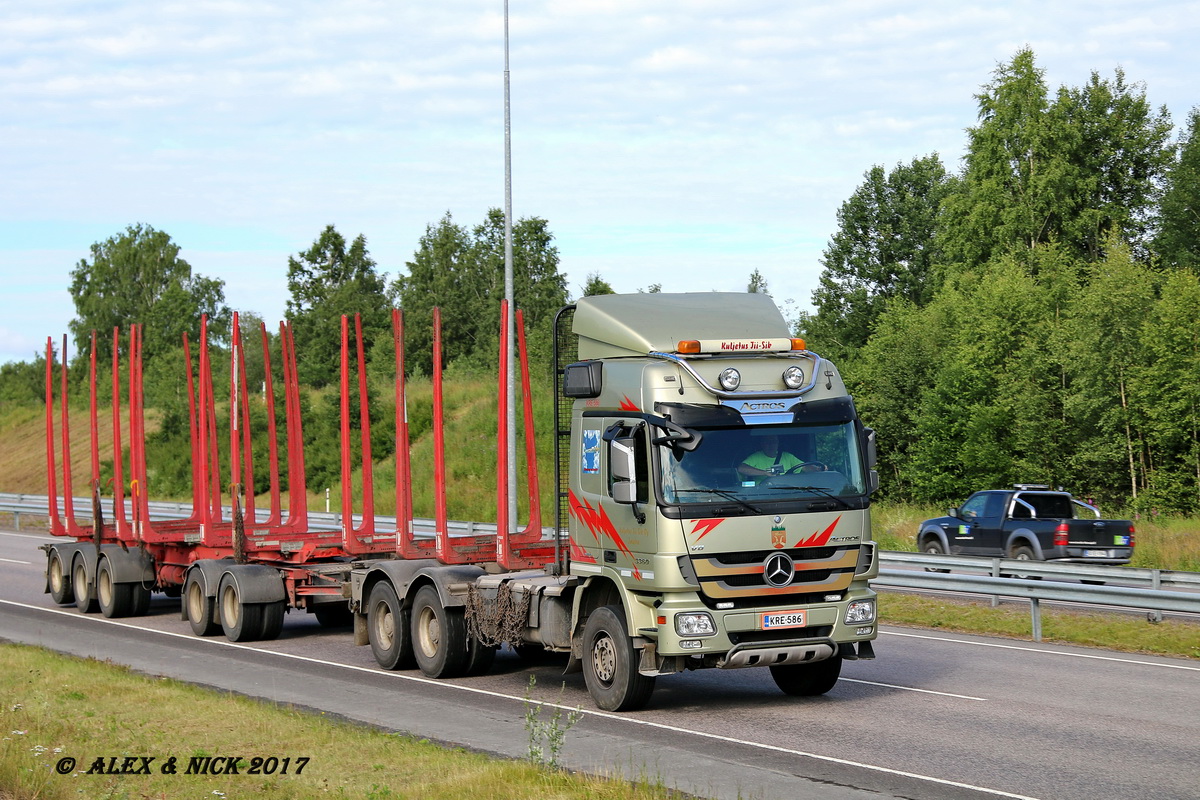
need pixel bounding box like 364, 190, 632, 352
917, 485, 1135, 566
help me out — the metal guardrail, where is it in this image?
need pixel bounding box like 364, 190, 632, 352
4, 493, 1197, 641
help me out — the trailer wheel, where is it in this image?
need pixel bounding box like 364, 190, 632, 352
770, 654, 842, 697
259, 601, 286, 641
313, 603, 353, 629
410, 585, 468, 678
368, 582, 414, 670
582, 605, 655, 712
218, 576, 264, 642
47, 550, 74, 605
72, 558, 98, 614
184, 571, 221, 636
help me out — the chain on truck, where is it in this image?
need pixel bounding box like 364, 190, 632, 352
41, 292, 878, 712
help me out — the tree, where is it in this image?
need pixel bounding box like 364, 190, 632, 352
68, 224, 229, 364
580, 272, 614, 297
807, 154, 950, 353
1155, 108, 1200, 272
285, 225, 390, 387
747, 269, 769, 294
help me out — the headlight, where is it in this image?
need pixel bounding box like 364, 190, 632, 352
675, 612, 716, 636
782, 365, 805, 389
718, 367, 741, 391
844, 599, 876, 625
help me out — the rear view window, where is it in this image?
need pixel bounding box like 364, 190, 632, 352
1018, 494, 1073, 518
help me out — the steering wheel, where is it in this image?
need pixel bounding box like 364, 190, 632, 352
784, 461, 827, 475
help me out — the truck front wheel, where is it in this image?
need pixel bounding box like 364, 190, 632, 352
581, 605, 655, 712
411, 585, 468, 678
770, 654, 842, 697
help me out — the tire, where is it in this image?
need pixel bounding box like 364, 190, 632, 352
921, 537, 950, 573
219, 575, 264, 642
464, 635, 497, 677
313, 603, 353, 628
72, 558, 98, 614
259, 601, 286, 641
770, 654, 843, 697
184, 571, 221, 637
97, 558, 133, 618
410, 585, 468, 678
581, 605, 655, 712
47, 550, 74, 605
368, 582, 415, 670
1005, 545, 1042, 580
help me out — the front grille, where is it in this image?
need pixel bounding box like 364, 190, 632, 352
689, 545, 859, 601
729, 626, 833, 645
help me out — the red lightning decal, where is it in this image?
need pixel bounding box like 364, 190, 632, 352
619, 395, 639, 411
690, 518, 725, 540
568, 490, 641, 578
793, 515, 842, 547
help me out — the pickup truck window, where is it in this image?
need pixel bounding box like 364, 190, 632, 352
1012, 493, 1073, 519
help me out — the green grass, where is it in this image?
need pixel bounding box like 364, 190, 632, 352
0, 643, 681, 800
880, 592, 1200, 659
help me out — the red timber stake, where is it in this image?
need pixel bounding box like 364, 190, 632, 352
88, 331, 103, 529
259, 322, 282, 527
181, 332, 204, 523
44, 337, 65, 536
391, 309, 430, 557
495, 304, 552, 569
57, 334, 84, 538
432, 307, 452, 562
197, 315, 228, 545
109, 327, 131, 543
279, 321, 309, 532
338, 313, 389, 555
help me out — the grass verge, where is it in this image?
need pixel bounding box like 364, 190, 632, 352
880, 591, 1200, 659
0, 643, 679, 800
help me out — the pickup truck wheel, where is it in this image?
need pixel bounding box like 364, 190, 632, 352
368, 581, 415, 670
921, 537, 950, 573
771, 654, 842, 696
47, 550, 74, 605
1004, 545, 1042, 580
184, 571, 221, 636
582, 605, 655, 712
411, 585, 468, 678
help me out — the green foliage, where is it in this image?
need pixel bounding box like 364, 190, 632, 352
393, 209, 567, 378
580, 271, 615, 297
286, 225, 391, 388
1155, 108, 1200, 271
68, 223, 230, 365
523, 676, 583, 770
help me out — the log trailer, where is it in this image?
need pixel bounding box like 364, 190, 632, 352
42, 292, 878, 711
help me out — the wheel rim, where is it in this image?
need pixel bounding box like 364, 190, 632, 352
416, 606, 440, 658
98, 566, 113, 608
221, 585, 240, 627
186, 581, 204, 621
591, 633, 617, 686
73, 564, 86, 597
373, 602, 394, 650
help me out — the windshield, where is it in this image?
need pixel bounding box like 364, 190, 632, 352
657, 421, 868, 506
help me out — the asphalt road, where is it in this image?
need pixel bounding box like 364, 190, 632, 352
3, 528, 1199, 800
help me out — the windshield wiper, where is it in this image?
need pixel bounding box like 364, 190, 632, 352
676, 488, 764, 515
760, 484, 854, 509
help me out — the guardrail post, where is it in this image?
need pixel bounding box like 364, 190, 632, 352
991, 558, 1001, 608
1151, 570, 1163, 623
13, 511, 19, 531
1030, 598, 1042, 642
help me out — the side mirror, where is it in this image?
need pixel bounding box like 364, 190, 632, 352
610, 436, 638, 505
948, 507, 959, 519
864, 427, 877, 469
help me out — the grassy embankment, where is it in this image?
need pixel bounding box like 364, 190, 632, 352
0, 643, 678, 800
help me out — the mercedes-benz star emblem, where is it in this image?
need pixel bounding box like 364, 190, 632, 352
763, 552, 794, 588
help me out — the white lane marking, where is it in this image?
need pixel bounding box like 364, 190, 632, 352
0, 598, 1036, 800
0, 558, 32, 565
0, 530, 59, 542
881, 629, 1200, 671
840, 678, 987, 701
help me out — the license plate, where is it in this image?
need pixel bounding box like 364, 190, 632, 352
1084, 549, 1111, 558
761, 610, 807, 630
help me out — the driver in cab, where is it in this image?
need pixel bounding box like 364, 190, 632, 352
738, 435, 814, 484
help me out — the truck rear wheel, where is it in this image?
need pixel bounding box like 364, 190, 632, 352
47, 550, 74, 605
411, 585, 468, 678
368, 581, 415, 670
582, 605, 655, 712
72, 558, 98, 614
96, 558, 151, 619
184, 571, 221, 636
770, 654, 842, 697
259, 601, 286, 641
464, 635, 497, 677
219, 576, 264, 642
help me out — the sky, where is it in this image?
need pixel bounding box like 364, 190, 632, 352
3, 0, 1200, 365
